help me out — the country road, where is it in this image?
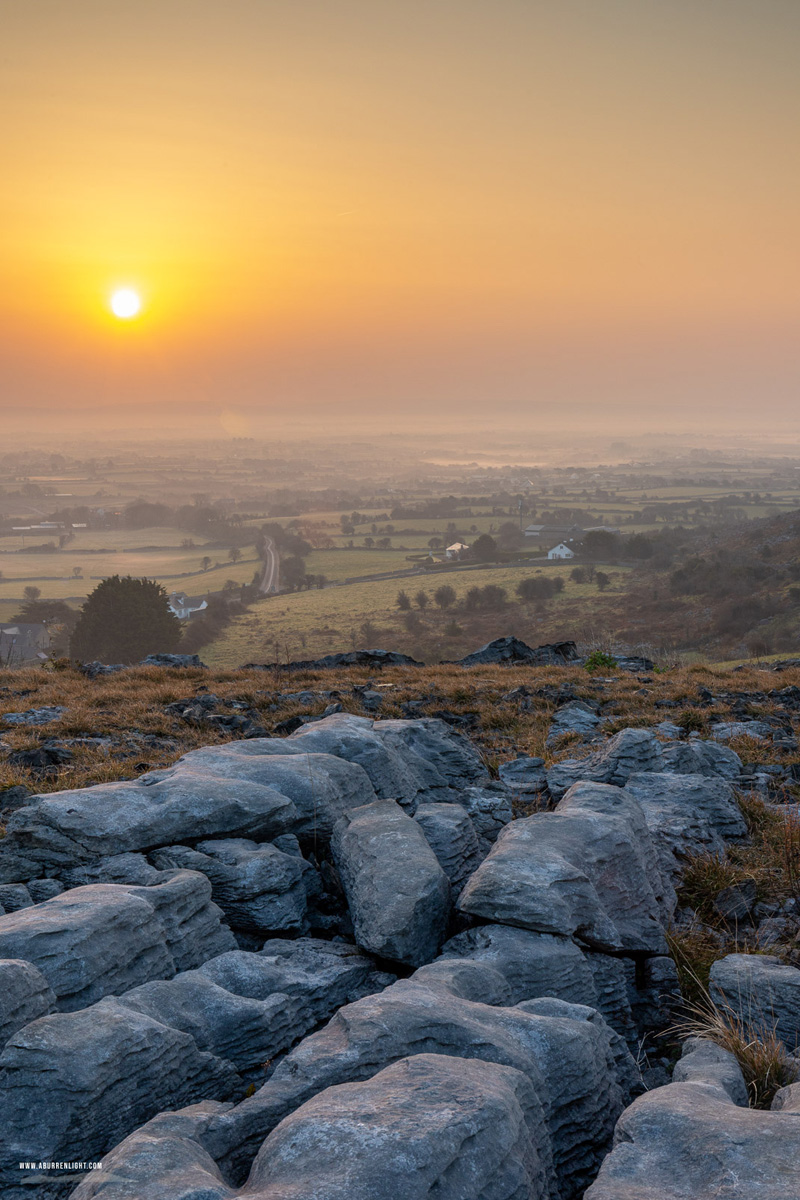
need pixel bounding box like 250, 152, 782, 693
257, 535, 280, 594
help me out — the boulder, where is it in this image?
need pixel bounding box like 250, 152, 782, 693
150, 840, 314, 935
585, 1038, 800, 1200
70, 1102, 235, 1200
140, 653, 207, 668
116, 973, 292, 1071
247, 1054, 554, 1200
331, 799, 451, 966
269, 980, 626, 1196
460, 784, 668, 953
413, 803, 483, 895
0, 883, 33, 913
498, 754, 548, 794
246, 648, 423, 671
0, 771, 296, 876
0, 875, 234, 1009
0, 959, 56, 1047
197, 938, 395, 1037
710, 720, 773, 742
160, 745, 376, 840
710, 954, 800, 1051
623, 772, 748, 878
547, 729, 666, 799
458, 784, 514, 849
0, 998, 239, 1192
547, 700, 601, 745
660, 738, 742, 780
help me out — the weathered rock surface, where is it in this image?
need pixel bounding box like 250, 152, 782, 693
498, 753, 548, 794
585, 1038, 800, 1200
0, 772, 296, 879
248, 1054, 554, 1200
623, 772, 748, 877
413, 802, 482, 895
0, 958, 56, 1047
331, 799, 451, 966
0, 874, 234, 1009
547, 728, 742, 799
161, 744, 377, 840
0, 998, 240, 1193
458, 783, 514, 849
460, 782, 669, 953
150, 839, 315, 934
710, 953, 800, 1051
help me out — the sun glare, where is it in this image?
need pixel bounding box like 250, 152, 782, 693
110, 288, 141, 319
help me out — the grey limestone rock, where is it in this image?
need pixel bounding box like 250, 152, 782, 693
660, 738, 742, 780
458, 783, 514, 849
0, 884, 175, 1010
0, 883, 33, 913
410, 957, 513, 1005
247, 1053, 554, 1200
70, 1102, 235, 1200
0, 998, 240, 1195
624, 772, 748, 879
0, 874, 234, 1009
498, 753, 548, 794
413, 802, 483, 895
710, 953, 800, 1051
116, 972, 292, 1071
460, 783, 668, 953
331, 799, 451, 966
269, 979, 625, 1197
59, 852, 162, 887
584, 1038, 800, 1200
0, 958, 56, 1047
547, 728, 666, 799
547, 700, 602, 746
164, 744, 377, 840
150, 840, 314, 934
0, 770, 296, 877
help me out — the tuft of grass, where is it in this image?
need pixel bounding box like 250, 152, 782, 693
672, 995, 798, 1109
667, 926, 729, 1005
677, 852, 753, 922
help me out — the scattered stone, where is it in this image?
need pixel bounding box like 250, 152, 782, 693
1, 705, 66, 726
243, 649, 423, 671
140, 653, 207, 668
0, 785, 33, 811
498, 754, 548, 793
714, 879, 757, 922
710, 720, 773, 742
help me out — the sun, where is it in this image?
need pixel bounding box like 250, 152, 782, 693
110, 288, 142, 319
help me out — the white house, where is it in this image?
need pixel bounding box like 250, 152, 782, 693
445, 543, 470, 560
168, 592, 209, 620
547, 542, 575, 560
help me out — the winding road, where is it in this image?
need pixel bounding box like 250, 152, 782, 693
257, 535, 280, 594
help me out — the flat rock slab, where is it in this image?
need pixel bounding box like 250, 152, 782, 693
0, 874, 234, 1009
332, 799, 451, 967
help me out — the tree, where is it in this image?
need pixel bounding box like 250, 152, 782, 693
69, 576, 182, 664
415, 590, 429, 610
201, 556, 212, 571
23, 586, 41, 603
434, 584, 457, 610
228, 547, 242, 563
396, 590, 411, 611
596, 572, 611, 591
469, 534, 498, 562
72, 566, 83, 578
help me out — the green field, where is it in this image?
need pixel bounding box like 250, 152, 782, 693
203, 561, 631, 667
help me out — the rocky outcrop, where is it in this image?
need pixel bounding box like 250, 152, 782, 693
0, 958, 56, 1046
413, 803, 483, 895
455, 636, 579, 667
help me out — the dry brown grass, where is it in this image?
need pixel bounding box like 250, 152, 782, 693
671, 991, 798, 1108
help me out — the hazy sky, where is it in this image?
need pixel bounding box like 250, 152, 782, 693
2, 0, 799, 432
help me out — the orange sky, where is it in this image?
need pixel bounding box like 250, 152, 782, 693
2, 0, 799, 429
